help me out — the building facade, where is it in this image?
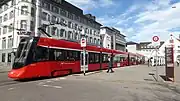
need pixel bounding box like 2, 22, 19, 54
126, 41, 165, 65
100, 26, 126, 51
111, 28, 126, 51
100, 27, 113, 49
0, 0, 102, 64
159, 34, 180, 64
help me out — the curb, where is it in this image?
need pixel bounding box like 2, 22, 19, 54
0, 70, 10, 73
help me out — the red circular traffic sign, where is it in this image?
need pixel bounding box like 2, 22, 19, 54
81, 39, 85, 43
152, 36, 159, 42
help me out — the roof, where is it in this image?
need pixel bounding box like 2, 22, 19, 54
101, 26, 126, 37
101, 26, 114, 32
0, 0, 9, 6
126, 41, 138, 45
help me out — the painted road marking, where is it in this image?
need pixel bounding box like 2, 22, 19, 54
41, 84, 62, 89
59, 77, 66, 80
37, 81, 62, 89
8, 87, 15, 90
52, 77, 66, 81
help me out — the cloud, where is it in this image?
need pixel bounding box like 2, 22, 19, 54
66, 0, 180, 42
131, 2, 180, 42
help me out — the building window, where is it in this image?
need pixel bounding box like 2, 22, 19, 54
21, 6, 28, 15
42, 2, 50, 10
9, 11, 14, 19
0, 16, 2, 23
75, 33, 78, 40
85, 28, 89, 34
47, 14, 50, 21
68, 21, 72, 28
30, 21, 34, 31
42, 12, 47, 20
9, 23, 13, 32
86, 37, 89, 42
0, 6, 2, 13
3, 26, 7, 34
60, 9, 67, 16
46, 26, 51, 34
68, 12, 73, 20
2, 53, 5, 62
3, 14, 8, 21
60, 29, 64, 37
51, 27, 57, 35
31, 0, 36, 4
8, 36, 13, 48
56, 29, 59, 36
51, 15, 56, 23
8, 53, 11, 62
52, 6, 59, 13
94, 31, 96, 35
98, 39, 100, 45
4, 5, 8, 11
64, 30, 67, 38
2, 37, 6, 49
68, 31, 72, 39
90, 29, 92, 35
31, 7, 35, 17
20, 20, 27, 30
90, 37, 93, 43
80, 17, 84, 23
74, 15, 79, 21
74, 24, 78, 30
94, 38, 96, 44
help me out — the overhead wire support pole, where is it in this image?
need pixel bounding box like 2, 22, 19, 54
156, 46, 158, 81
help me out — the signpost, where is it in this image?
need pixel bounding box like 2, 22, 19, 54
81, 29, 86, 76
152, 35, 160, 81
165, 46, 174, 82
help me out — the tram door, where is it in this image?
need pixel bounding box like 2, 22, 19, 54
80, 52, 88, 71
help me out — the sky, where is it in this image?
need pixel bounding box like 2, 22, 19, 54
66, 0, 180, 42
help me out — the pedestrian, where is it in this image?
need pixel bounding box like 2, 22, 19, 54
107, 54, 114, 73
177, 60, 179, 67
148, 59, 149, 67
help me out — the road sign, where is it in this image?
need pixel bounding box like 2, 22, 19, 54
152, 36, 160, 46
153, 36, 159, 42
81, 37, 86, 47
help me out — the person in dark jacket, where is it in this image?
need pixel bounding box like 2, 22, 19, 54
107, 54, 114, 73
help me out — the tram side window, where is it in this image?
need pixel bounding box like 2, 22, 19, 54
55, 49, 63, 61
72, 51, 80, 60
63, 50, 80, 61
94, 53, 100, 63
67, 51, 75, 61
89, 52, 95, 63
102, 54, 108, 63
34, 46, 49, 62
49, 49, 56, 61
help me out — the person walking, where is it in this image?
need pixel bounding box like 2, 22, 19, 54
107, 54, 114, 73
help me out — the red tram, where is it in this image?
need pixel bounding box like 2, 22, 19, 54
8, 37, 144, 80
